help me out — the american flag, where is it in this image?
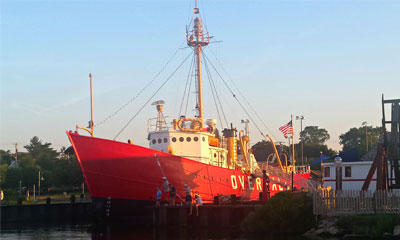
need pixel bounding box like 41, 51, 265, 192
279, 121, 293, 138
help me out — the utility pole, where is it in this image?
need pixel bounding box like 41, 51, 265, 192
15, 143, 18, 162
38, 170, 41, 203
296, 116, 304, 166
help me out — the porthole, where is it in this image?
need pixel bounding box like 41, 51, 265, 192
172, 137, 177, 142
186, 137, 191, 142
152, 139, 156, 144
194, 137, 199, 142
163, 138, 168, 143
214, 153, 217, 158
158, 139, 162, 144
179, 137, 184, 142
202, 137, 205, 142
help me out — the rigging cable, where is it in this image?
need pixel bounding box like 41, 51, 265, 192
95, 40, 186, 127
178, 53, 195, 117
206, 47, 279, 141
203, 55, 224, 130
203, 53, 229, 129
202, 52, 271, 142
184, 59, 195, 116
113, 51, 194, 140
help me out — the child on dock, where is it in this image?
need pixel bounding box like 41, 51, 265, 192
155, 186, 162, 207
189, 191, 202, 216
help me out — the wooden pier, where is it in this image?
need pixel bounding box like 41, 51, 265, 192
153, 205, 262, 228
0, 201, 92, 223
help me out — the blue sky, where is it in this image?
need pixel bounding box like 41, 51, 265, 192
1, 0, 399, 152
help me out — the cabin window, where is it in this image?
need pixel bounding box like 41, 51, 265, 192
324, 167, 330, 177
214, 153, 217, 158
172, 137, 177, 142
179, 137, 184, 142
163, 138, 168, 143
194, 137, 199, 142
158, 139, 162, 144
186, 137, 191, 142
152, 139, 156, 144
202, 137, 205, 142
345, 166, 352, 177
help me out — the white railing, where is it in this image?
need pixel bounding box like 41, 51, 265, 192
312, 189, 400, 216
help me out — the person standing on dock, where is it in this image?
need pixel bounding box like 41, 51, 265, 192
169, 184, 176, 206
162, 177, 169, 204
184, 184, 192, 206
155, 186, 162, 207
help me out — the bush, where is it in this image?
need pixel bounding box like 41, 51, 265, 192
241, 191, 315, 235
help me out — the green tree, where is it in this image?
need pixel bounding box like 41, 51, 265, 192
50, 147, 83, 188
21, 166, 39, 188
300, 126, 330, 145
251, 140, 289, 163
4, 167, 22, 188
339, 126, 382, 158
0, 150, 14, 165
0, 164, 8, 185
297, 143, 336, 159
24, 136, 58, 171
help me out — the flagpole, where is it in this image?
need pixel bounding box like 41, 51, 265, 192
288, 137, 291, 171
291, 115, 295, 172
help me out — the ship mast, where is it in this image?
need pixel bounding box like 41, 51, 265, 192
187, 0, 209, 127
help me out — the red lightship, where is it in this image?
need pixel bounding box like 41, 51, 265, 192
67, 2, 312, 219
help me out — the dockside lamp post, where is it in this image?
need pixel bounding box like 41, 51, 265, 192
38, 170, 44, 203
335, 156, 342, 192
362, 121, 368, 152
19, 180, 22, 200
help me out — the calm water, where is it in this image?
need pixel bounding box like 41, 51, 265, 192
0, 222, 312, 240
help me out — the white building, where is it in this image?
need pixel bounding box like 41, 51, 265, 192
322, 148, 394, 190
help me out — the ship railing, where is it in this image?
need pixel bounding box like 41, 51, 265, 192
147, 117, 173, 132
257, 164, 320, 192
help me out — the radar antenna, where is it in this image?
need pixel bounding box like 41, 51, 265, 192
152, 100, 169, 131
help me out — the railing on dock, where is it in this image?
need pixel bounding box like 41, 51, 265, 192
312, 189, 400, 216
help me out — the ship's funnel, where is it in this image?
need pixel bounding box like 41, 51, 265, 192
223, 128, 237, 168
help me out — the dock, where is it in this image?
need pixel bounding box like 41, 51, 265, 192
0, 201, 92, 224
1, 198, 265, 228
153, 204, 263, 228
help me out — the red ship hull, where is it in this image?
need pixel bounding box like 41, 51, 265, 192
67, 131, 310, 204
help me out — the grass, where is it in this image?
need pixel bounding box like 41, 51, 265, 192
1, 191, 88, 205
336, 214, 400, 237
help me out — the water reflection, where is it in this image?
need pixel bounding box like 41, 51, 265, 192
1, 222, 316, 240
